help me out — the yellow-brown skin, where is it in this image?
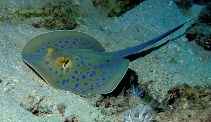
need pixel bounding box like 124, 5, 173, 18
47, 47, 72, 70
55, 55, 72, 69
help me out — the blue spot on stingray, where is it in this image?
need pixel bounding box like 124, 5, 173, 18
91, 46, 94, 48
76, 78, 79, 81
56, 53, 62, 57
108, 76, 111, 78
46, 45, 50, 48
54, 44, 58, 46
58, 40, 62, 43
82, 90, 86, 94
48, 68, 52, 71
62, 80, 66, 85
76, 58, 79, 61
65, 40, 68, 43
68, 46, 72, 48
86, 57, 91, 60
54, 71, 58, 75
35, 54, 39, 57
77, 64, 80, 67
75, 38, 78, 41
84, 82, 88, 86
82, 75, 86, 79
60, 46, 64, 48
80, 38, 82, 40
96, 82, 100, 88
72, 41, 76, 44
72, 75, 75, 79
66, 68, 70, 73
81, 61, 84, 65
102, 77, 106, 80
88, 63, 92, 66
90, 86, 94, 90
66, 79, 69, 82
92, 71, 96, 75
60, 68, 64, 71
66, 86, 69, 89
45, 62, 49, 65
75, 83, 79, 88
94, 66, 98, 69
99, 65, 103, 70
36, 50, 40, 52
47, 41, 50, 44
74, 70, 78, 74
103, 71, 107, 74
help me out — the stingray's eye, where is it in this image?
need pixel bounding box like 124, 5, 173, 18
56, 55, 72, 69
62, 57, 70, 68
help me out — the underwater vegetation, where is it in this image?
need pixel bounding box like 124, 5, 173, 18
20, 95, 53, 116
1, 1, 83, 30
186, 2, 211, 50
173, 0, 211, 15
186, 3, 211, 50
89, 79, 210, 121
157, 83, 211, 121
174, 0, 211, 50
92, 0, 144, 17
164, 83, 211, 110
123, 104, 157, 122
127, 84, 145, 98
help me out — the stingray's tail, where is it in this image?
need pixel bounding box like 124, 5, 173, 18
106, 17, 194, 58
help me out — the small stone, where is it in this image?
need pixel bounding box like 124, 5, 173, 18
12, 79, 20, 84
57, 103, 66, 116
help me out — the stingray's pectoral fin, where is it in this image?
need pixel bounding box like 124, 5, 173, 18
91, 57, 130, 94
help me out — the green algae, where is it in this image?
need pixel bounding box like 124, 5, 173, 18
106, 0, 127, 17
0, 16, 6, 21
92, 0, 144, 17
11, 1, 83, 30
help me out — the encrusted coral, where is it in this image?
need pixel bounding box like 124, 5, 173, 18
92, 0, 144, 17
123, 104, 157, 122
5, 1, 81, 30
157, 84, 211, 121
128, 85, 145, 98
174, 1, 211, 50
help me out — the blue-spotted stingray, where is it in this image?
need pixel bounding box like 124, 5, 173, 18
22, 18, 193, 96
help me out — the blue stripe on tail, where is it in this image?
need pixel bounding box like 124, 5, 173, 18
106, 17, 194, 58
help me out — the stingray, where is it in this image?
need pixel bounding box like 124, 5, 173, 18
22, 18, 193, 96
